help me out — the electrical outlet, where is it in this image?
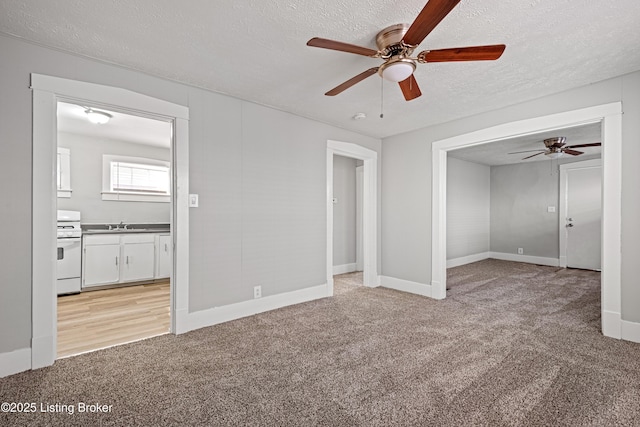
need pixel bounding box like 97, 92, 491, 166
253, 285, 261, 299
517, 248, 524, 255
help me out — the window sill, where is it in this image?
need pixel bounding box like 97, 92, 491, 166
102, 192, 170, 203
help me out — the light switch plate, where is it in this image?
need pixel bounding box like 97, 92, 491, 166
547, 206, 556, 213
189, 194, 199, 207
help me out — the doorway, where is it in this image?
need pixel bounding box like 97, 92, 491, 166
326, 140, 378, 295
430, 103, 622, 339
332, 155, 364, 293
31, 74, 190, 369
56, 101, 173, 357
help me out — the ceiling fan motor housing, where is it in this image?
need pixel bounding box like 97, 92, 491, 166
376, 24, 413, 57
544, 137, 566, 149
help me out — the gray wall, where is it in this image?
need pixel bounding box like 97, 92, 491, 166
0, 34, 381, 354
446, 157, 490, 260
57, 132, 171, 224
382, 70, 640, 323
489, 161, 560, 258
333, 155, 357, 266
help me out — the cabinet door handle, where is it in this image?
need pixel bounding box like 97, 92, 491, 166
126, 255, 129, 265
115, 256, 118, 266
164, 243, 168, 252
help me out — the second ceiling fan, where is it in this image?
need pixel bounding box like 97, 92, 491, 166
307, 0, 506, 101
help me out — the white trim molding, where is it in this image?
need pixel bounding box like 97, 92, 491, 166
185, 284, 328, 332
380, 276, 432, 298
327, 140, 378, 295
489, 252, 559, 267
333, 263, 357, 275
602, 311, 622, 339
621, 320, 640, 343
431, 102, 622, 341
0, 348, 31, 378
447, 252, 491, 268
31, 73, 190, 371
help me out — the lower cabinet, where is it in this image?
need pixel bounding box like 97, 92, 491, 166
121, 235, 156, 283
155, 234, 172, 279
82, 233, 169, 289
83, 237, 120, 287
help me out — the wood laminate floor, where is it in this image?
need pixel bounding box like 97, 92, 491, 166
57, 281, 170, 358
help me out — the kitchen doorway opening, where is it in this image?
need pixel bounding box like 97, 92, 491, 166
31, 74, 190, 370
56, 102, 173, 358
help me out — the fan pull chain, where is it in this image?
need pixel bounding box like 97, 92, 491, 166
380, 78, 384, 119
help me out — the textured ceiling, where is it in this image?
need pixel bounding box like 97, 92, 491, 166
448, 122, 601, 166
1, 0, 639, 139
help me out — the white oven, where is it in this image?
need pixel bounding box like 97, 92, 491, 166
57, 210, 82, 295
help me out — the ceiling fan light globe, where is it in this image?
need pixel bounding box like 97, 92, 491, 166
380, 60, 416, 82
545, 151, 564, 159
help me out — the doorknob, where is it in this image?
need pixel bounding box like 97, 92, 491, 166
566, 223, 574, 228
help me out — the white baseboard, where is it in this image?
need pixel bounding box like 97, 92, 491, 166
447, 252, 491, 268
333, 263, 356, 275
31, 334, 55, 370
0, 347, 31, 378
489, 252, 560, 267
185, 284, 328, 333
379, 275, 431, 298
602, 310, 622, 339
621, 319, 640, 343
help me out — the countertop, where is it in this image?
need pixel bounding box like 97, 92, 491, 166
81, 223, 170, 235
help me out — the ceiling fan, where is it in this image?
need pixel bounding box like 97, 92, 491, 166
306, 0, 506, 101
508, 137, 602, 160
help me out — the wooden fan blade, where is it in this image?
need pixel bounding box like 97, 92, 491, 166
307, 37, 378, 57
420, 45, 506, 62
563, 149, 584, 156
398, 75, 422, 101
522, 152, 545, 160
508, 149, 545, 155
565, 142, 601, 149
403, 0, 461, 46
325, 68, 379, 96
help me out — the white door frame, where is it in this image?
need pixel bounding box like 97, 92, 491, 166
431, 103, 622, 339
355, 165, 364, 272
327, 141, 378, 294
31, 74, 190, 369
559, 158, 602, 268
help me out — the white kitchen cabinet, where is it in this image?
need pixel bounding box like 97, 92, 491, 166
82, 233, 157, 288
82, 235, 121, 288
121, 234, 156, 282
155, 234, 172, 279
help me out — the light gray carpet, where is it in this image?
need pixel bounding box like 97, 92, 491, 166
2, 259, 639, 426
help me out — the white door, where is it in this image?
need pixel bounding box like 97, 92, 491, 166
561, 161, 602, 270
